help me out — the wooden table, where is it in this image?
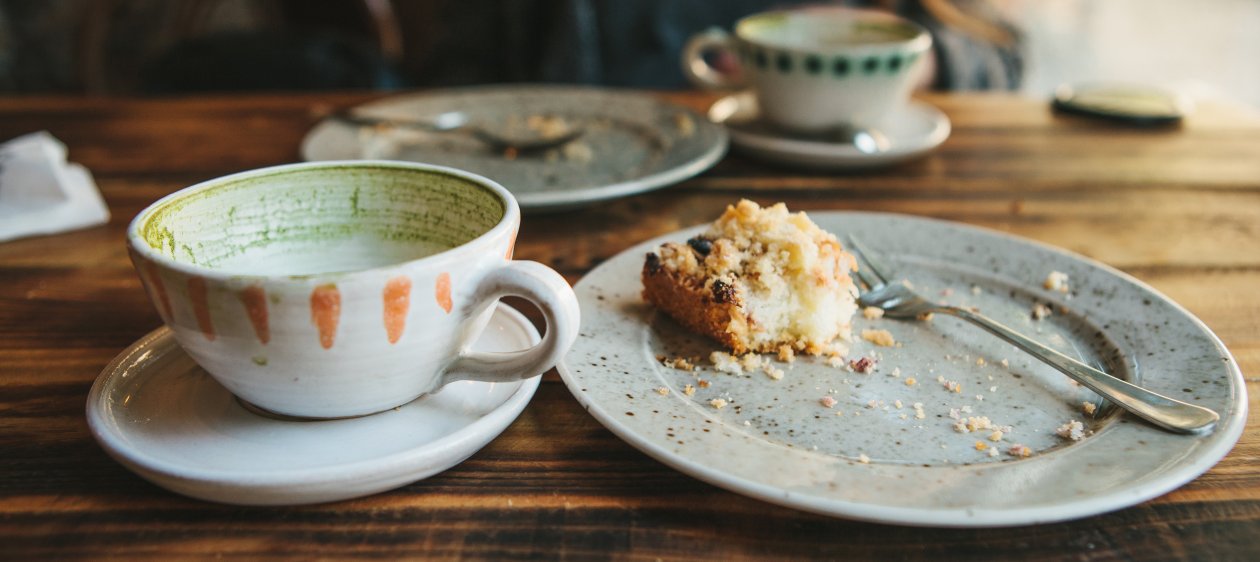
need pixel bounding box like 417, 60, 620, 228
1, 91, 1257, 560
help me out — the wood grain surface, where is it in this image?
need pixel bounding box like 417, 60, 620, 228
1, 91, 1257, 561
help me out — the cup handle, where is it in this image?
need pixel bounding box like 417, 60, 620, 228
681, 28, 744, 90
440, 261, 579, 387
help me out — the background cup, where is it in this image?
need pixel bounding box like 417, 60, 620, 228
127, 160, 579, 419
683, 7, 931, 133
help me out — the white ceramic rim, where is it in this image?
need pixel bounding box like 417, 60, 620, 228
126, 160, 520, 281
557, 211, 1247, 527
85, 304, 541, 488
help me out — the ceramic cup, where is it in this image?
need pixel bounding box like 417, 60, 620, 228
127, 161, 579, 419
682, 7, 931, 133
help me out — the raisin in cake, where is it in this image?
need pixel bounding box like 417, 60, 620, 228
642, 200, 859, 355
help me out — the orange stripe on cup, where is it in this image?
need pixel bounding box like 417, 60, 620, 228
383, 275, 412, 344
187, 276, 215, 341
506, 227, 518, 260
144, 261, 173, 321
435, 273, 453, 314
238, 285, 270, 345
310, 284, 341, 350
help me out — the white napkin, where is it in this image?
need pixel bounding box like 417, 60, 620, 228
0, 131, 109, 242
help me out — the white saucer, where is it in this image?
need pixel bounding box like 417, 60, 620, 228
86, 303, 541, 506
709, 92, 950, 169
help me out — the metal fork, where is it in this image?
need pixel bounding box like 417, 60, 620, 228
846, 235, 1219, 435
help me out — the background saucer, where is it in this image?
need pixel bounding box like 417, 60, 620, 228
709, 92, 950, 169
302, 85, 728, 212
86, 304, 542, 506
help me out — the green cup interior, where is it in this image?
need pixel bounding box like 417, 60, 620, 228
138, 165, 506, 276
739, 9, 921, 50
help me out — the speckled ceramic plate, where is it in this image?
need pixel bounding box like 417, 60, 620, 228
557, 212, 1245, 527
301, 86, 727, 212
87, 304, 540, 506
709, 92, 949, 169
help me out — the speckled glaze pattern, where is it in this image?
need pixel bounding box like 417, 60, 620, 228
301, 86, 728, 211
557, 211, 1246, 527
86, 305, 541, 506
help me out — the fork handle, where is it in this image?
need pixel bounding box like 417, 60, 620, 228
937, 306, 1219, 434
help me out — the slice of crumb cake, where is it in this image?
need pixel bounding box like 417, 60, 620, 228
642, 199, 859, 355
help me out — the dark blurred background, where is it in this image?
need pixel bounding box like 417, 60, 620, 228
0, 0, 1255, 106
0, 0, 1024, 94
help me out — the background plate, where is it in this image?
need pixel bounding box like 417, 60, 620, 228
302, 85, 727, 212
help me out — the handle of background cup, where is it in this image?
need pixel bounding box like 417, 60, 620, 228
441, 261, 580, 386
681, 27, 744, 90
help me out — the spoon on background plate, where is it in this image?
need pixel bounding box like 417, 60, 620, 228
329, 110, 586, 153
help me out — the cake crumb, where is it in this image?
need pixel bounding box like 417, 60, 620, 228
1031, 303, 1053, 320
655, 386, 669, 396
659, 356, 696, 371
857, 454, 871, 464
861, 329, 896, 347
988, 447, 1000, 458
683, 384, 696, 396
849, 356, 876, 374
820, 395, 838, 408
917, 312, 935, 322
697, 379, 710, 388
1008, 444, 1033, 458
1000, 359, 1010, 368
940, 378, 963, 393
989, 386, 998, 393
709, 398, 728, 409
913, 404, 926, 419
971, 285, 983, 295
1083, 401, 1097, 415
777, 345, 796, 363
974, 441, 989, 451
1044, 271, 1070, 293
740, 353, 764, 372
862, 306, 885, 320
894, 400, 904, 409
673, 112, 696, 137
955, 416, 993, 433
890, 367, 902, 378
710, 351, 743, 373
904, 377, 917, 387
1055, 419, 1087, 441
763, 363, 785, 380
976, 357, 986, 366
988, 430, 1004, 442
